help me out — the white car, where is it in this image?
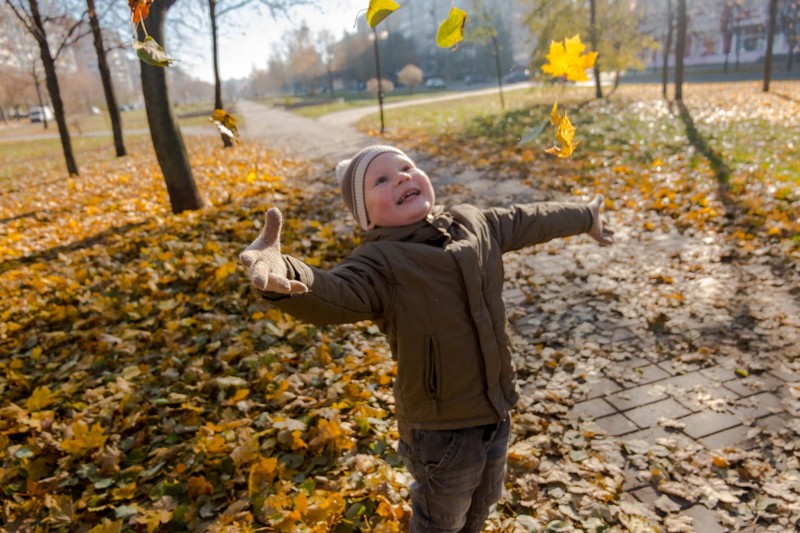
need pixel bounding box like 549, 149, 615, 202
29, 105, 54, 123
425, 77, 447, 89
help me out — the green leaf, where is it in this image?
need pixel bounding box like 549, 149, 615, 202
366, 0, 399, 28
436, 7, 467, 49
134, 36, 175, 67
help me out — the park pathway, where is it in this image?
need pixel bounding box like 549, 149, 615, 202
236, 97, 800, 532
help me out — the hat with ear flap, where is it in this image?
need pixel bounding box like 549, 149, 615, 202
335, 145, 407, 230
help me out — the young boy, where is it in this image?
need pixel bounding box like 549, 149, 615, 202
240, 145, 614, 532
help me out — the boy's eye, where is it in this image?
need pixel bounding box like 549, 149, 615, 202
375, 176, 388, 185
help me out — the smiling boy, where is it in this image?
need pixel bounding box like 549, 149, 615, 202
240, 145, 613, 532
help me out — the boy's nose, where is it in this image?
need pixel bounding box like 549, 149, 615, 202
395, 172, 411, 185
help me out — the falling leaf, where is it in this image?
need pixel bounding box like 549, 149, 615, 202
129, 0, 153, 24
545, 102, 579, 158
133, 36, 175, 68
209, 109, 239, 141
436, 7, 467, 49
541, 34, 598, 82
366, 0, 399, 28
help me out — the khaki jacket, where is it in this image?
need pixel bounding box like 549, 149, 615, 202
268, 202, 592, 433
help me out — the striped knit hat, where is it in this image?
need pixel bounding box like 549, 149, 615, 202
335, 145, 407, 230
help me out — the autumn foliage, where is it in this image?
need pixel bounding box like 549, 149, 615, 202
2, 81, 799, 531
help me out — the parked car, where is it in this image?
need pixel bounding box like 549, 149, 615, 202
465, 74, 491, 85
29, 105, 53, 123
502, 68, 531, 84
425, 77, 447, 89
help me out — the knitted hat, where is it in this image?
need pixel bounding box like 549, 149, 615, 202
335, 145, 407, 230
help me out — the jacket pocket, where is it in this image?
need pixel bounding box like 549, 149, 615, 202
424, 335, 442, 400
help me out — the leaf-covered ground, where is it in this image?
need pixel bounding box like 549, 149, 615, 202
1, 81, 799, 532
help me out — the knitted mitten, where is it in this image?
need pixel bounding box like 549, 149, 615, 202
239, 208, 309, 294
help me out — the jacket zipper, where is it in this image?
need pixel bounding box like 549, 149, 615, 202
425, 335, 442, 408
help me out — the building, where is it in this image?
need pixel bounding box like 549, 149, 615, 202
635, 0, 794, 69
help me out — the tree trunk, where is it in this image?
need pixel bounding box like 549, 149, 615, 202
674, 0, 687, 101
662, 0, 674, 98
209, 0, 232, 148
139, 0, 205, 214
589, 0, 603, 99
87, 0, 126, 157
29, 0, 79, 175
491, 33, 505, 110
763, 0, 778, 92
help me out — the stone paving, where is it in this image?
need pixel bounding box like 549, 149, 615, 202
568, 321, 797, 531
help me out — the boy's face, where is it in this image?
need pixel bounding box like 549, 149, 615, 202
364, 152, 435, 229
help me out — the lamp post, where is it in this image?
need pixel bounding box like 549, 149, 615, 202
370, 28, 389, 133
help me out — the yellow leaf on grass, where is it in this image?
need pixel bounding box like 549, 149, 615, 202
436, 7, 467, 49
545, 102, 579, 158
248, 456, 279, 497
61, 421, 108, 455
541, 34, 598, 82
366, 0, 399, 28
27, 386, 57, 412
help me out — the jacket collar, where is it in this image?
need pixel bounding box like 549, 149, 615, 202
363, 205, 452, 244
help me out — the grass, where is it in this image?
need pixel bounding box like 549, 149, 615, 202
272, 89, 458, 119
0, 106, 218, 182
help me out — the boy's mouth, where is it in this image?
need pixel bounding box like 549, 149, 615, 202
397, 189, 419, 205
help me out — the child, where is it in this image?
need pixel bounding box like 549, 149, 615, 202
240, 145, 614, 532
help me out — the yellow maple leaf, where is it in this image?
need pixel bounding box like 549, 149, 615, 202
545, 102, 580, 158
436, 7, 467, 49
366, 0, 399, 28
61, 421, 108, 455
27, 385, 57, 412
541, 34, 598, 82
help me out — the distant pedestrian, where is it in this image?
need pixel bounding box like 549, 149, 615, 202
240, 145, 614, 532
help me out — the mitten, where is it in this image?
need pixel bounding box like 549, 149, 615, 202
239, 208, 309, 294
587, 195, 614, 246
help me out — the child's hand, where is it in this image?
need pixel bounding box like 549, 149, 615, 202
587, 195, 614, 246
239, 208, 309, 294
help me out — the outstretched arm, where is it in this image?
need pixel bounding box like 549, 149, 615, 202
239, 207, 309, 294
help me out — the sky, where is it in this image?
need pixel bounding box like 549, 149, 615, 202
180, 0, 365, 83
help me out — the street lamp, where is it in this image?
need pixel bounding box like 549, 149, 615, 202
369, 28, 389, 133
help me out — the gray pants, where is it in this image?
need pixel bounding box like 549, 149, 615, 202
398, 418, 511, 533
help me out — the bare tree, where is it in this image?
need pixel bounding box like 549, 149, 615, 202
5, 0, 89, 176
139, 0, 204, 213
467, 0, 507, 109
781, 0, 800, 71
764, 0, 779, 92
205, 0, 304, 148
589, 0, 602, 98
662, 0, 674, 98
86, 0, 125, 156
674, 0, 687, 101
